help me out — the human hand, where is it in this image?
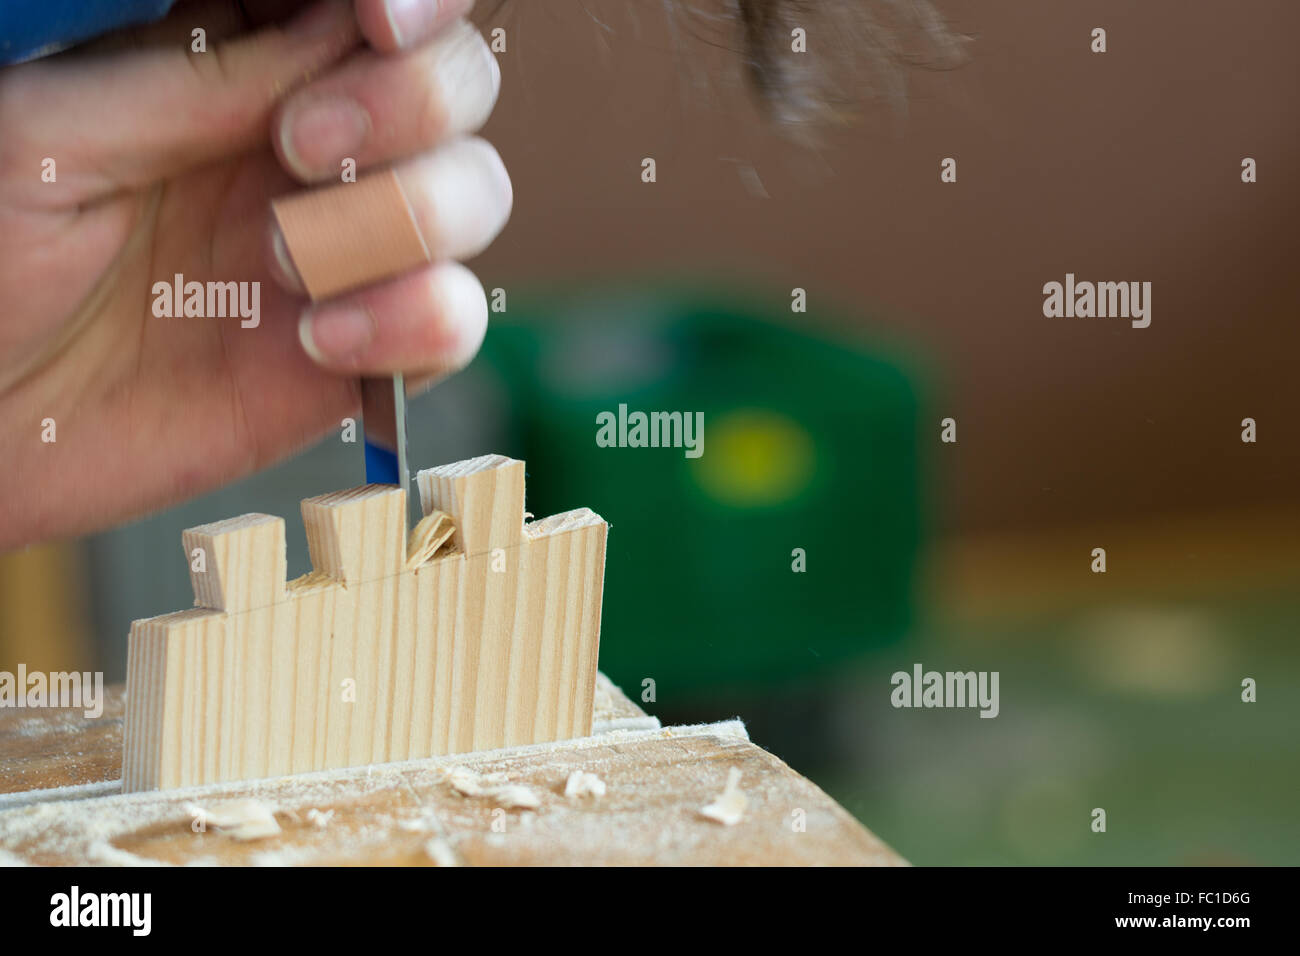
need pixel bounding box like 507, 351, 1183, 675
0, 0, 510, 549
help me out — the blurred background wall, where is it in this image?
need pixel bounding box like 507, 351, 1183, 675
2, 0, 1297, 863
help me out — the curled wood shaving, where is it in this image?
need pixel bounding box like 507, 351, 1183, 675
406, 510, 456, 568
444, 766, 539, 808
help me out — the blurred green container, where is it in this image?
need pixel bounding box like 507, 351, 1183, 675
480, 281, 923, 696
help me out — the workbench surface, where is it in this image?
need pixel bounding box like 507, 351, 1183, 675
0, 675, 904, 866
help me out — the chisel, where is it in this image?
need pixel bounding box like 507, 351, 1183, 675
360, 374, 423, 531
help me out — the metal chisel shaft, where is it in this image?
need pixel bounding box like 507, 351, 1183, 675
360, 373, 422, 530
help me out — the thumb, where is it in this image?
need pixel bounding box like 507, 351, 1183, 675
5, 0, 361, 206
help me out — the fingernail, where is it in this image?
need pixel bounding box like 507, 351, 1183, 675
384, 0, 442, 49
269, 223, 305, 293
436, 262, 489, 368
415, 138, 512, 259
281, 98, 370, 179
434, 19, 500, 133
299, 306, 375, 365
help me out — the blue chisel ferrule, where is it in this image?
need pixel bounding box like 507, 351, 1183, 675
364, 440, 400, 485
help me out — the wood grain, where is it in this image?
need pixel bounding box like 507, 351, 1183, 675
0, 674, 651, 797
121, 455, 608, 792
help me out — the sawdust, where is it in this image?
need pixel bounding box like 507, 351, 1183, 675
86, 841, 166, 866
0, 780, 118, 811
0, 720, 775, 866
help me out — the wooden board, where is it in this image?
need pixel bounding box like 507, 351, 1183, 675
123, 454, 607, 792
0, 681, 905, 866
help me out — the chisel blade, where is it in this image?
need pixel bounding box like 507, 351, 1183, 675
360, 374, 422, 530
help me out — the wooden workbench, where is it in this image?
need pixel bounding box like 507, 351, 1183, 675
0, 674, 903, 866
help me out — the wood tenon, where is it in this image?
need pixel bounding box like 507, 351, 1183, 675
123, 455, 607, 792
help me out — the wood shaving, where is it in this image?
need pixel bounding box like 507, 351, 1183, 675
0, 720, 821, 867
699, 767, 748, 826
491, 785, 540, 810
445, 766, 538, 808
424, 838, 459, 866
564, 771, 606, 801
186, 799, 281, 841
405, 511, 455, 568
445, 766, 490, 797
305, 808, 334, 829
